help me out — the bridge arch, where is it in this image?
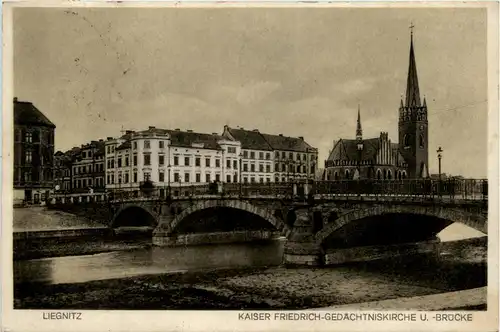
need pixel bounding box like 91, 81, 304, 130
164, 200, 291, 236
111, 204, 159, 228
315, 205, 487, 245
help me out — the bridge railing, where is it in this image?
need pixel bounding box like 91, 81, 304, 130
52, 178, 487, 204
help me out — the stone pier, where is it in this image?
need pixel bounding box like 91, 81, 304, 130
284, 208, 324, 266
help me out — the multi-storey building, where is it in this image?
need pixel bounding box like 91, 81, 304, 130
105, 127, 241, 191
324, 31, 428, 181
222, 126, 318, 183
222, 126, 274, 183
262, 133, 318, 182
71, 140, 106, 192
13, 97, 55, 205
54, 150, 73, 192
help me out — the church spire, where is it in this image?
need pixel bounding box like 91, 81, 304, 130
356, 104, 362, 140
405, 23, 421, 107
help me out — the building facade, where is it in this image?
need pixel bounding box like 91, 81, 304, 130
324, 32, 429, 181
14, 98, 55, 205
71, 140, 106, 192
222, 126, 318, 183
105, 127, 241, 192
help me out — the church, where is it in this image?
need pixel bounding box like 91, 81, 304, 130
324, 29, 430, 181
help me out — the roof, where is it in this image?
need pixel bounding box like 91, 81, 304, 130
260, 133, 313, 152
167, 130, 224, 150
14, 98, 55, 128
327, 137, 405, 164
225, 127, 272, 151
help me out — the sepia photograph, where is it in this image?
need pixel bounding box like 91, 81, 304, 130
2, 2, 498, 332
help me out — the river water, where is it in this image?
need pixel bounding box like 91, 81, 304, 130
14, 239, 286, 285
14, 236, 486, 286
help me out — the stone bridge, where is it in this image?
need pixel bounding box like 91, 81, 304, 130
106, 195, 487, 265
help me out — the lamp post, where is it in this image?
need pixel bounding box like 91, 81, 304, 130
437, 147, 443, 180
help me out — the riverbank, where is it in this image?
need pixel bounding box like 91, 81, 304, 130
15, 253, 486, 310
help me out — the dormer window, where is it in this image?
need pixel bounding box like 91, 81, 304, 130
357, 143, 363, 151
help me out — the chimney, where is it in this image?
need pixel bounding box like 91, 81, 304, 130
252, 129, 259, 132
175, 128, 180, 131
212, 133, 218, 135
148, 126, 155, 130
125, 130, 133, 135
13, 97, 18, 102
107, 137, 113, 140
187, 130, 193, 133
99, 139, 103, 142
279, 134, 283, 137
298, 136, 304, 140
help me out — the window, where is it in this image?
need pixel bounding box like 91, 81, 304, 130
25, 132, 32, 143
259, 177, 264, 183
125, 173, 129, 183
111, 174, 114, 184
233, 160, 238, 169
243, 151, 248, 158
281, 164, 286, 172
226, 175, 231, 183
243, 164, 248, 172
215, 174, 220, 182
251, 164, 255, 172
266, 177, 271, 183
259, 152, 264, 160
216, 159, 220, 167
234, 174, 238, 182
205, 158, 211, 167
125, 156, 129, 167
195, 157, 201, 167
118, 158, 122, 167
226, 160, 231, 169
174, 173, 180, 182
134, 172, 137, 183
133, 154, 137, 166
184, 156, 190, 166
144, 172, 151, 181
251, 177, 256, 183
259, 164, 264, 172
25, 151, 32, 163
159, 155, 165, 166
250, 151, 255, 159
174, 156, 179, 166
282, 152, 286, 159
133, 142, 137, 149
228, 147, 236, 154
196, 173, 201, 182
275, 151, 279, 159
275, 176, 279, 182
111, 160, 115, 168
144, 154, 151, 166
289, 152, 293, 159
206, 174, 211, 183
303, 154, 307, 161
266, 153, 271, 160
266, 164, 271, 173
144, 140, 150, 149
404, 134, 410, 147
159, 171, 165, 182
244, 177, 248, 183
184, 173, 190, 183
159, 141, 164, 149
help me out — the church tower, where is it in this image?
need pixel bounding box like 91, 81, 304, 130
398, 25, 429, 179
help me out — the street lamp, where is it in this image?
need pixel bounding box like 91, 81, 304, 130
437, 147, 443, 180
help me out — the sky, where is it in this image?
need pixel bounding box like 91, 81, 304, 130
13, 7, 488, 178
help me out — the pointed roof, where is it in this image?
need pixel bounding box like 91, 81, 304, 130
14, 98, 56, 128
405, 32, 421, 107
356, 105, 362, 139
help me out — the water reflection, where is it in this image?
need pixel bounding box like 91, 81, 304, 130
14, 238, 286, 285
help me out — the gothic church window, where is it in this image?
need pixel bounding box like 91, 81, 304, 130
404, 134, 410, 148
345, 169, 350, 179
419, 134, 425, 149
